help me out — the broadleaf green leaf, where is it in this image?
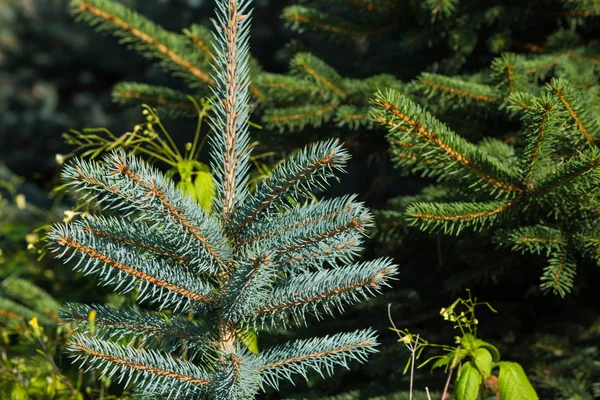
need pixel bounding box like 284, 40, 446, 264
177, 181, 197, 202
475, 338, 501, 363
498, 361, 538, 400
430, 353, 453, 370
194, 166, 215, 214
455, 361, 481, 400
237, 327, 259, 355
473, 348, 493, 376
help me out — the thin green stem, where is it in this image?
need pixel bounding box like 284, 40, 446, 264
130, 146, 177, 167
155, 113, 182, 160
188, 96, 204, 161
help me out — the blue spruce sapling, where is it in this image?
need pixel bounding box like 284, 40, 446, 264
49, 0, 398, 398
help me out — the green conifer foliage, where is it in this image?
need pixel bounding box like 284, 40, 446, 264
263, 0, 600, 132
50, 1, 397, 398
372, 70, 600, 296
69, 0, 267, 115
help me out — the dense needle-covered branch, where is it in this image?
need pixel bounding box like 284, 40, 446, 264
69, 334, 211, 398
248, 259, 397, 327
112, 83, 200, 118
61, 303, 218, 361
235, 139, 351, 233
50, 224, 215, 312
71, 0, 214, 88
257, 329, 379, 390
208, 0, 254, 222
52, 0, 399, 397
63, 152, 232, 268
371, 89, 523, 197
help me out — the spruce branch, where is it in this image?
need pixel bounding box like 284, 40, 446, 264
257, 329, 379, 390
371, 89, 523, 197
263, 104, 340, 131
220, 249, 276, 322
184, 24, 215, 58
540, 249, 577, 297
61, 303, 218, 362
249, 259, 397, 327
71, 0, 214, 88
414, 72, 500, 107
239, 195, 368, 250
282, 5, 395, 39
78, 215, 200, 270
112, 83, 201, 118
533, 148, 600, 198
278, 231, 364, 270
0, 297, 57, 327
256, 72, 321, 101
50, 223, 215, 312
406, 200, 516, 235
69, 333, 212, 398
424, 0, 460, 18
63, 152, 232, 268
235, 139, 351, 234
549, 78, 600, 144
491, 53, 528, 95
52, 0, 398, 396
208, 0, 254, 222
498, 226, 566, 257
291, 53, 348, 99
518, 93, 564, 185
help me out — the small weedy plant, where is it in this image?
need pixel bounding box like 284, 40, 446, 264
391, 292, 538, 400
49, 0, 397, 398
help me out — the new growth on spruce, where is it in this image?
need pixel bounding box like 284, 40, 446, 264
50, 0, 397, 398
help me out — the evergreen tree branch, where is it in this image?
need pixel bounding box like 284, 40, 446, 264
184, 24, 215, 58
279, 231, 364, 270
291, 53, 348, 98
220, 250, 276, 322
282, 6, 396, 38
519, 94, 562, 185
257, 329, 379, 390
80, 215, 196, 268
414, 72, 499, 106
263, 104, 340, 131
50, 224, 215, 312
239, 195, 367, 249
112, 83, 200, 118
249, 259, 397, 327
61, 303, 218, 361
211, 348, 260, 400
335, 106, 372, 130
406, 200, 517, 234
235, 139, 350, 234
549, 78, 600, 144
256, 73, 321, 101
71, 0, 214, 87
209, 0, 254, 222
0, 297, 57, 326
372, 89, 523, 197
533, 148, 600, 197
497, 225, 566, 256
63, 152, 232, 268
540, 249, 577, 297
69, 333, 211, 398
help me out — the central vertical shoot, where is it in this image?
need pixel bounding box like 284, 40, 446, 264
209, 0, 253, 354
210, 0, 252, 224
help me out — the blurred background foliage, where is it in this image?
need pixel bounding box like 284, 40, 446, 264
0, 0, 599, 399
